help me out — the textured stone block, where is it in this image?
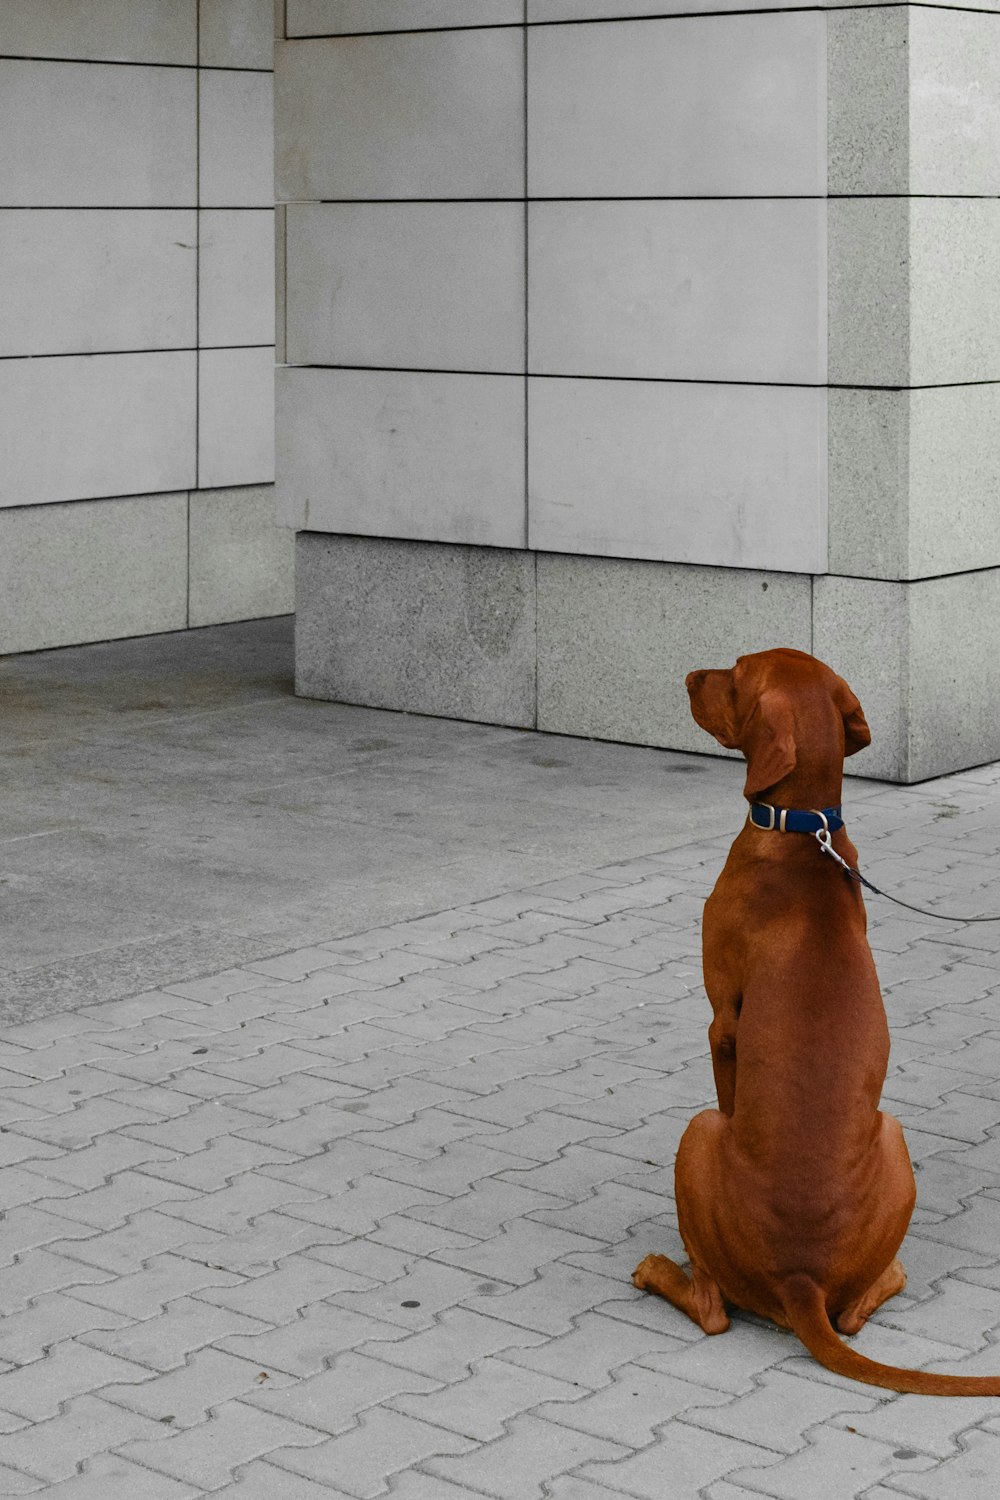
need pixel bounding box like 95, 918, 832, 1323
830, 7, 1000, 195
199, 210, 275, 348
0, 210, 196, 358
189, 484, 293, 626
529, 200, 826, 383
829, 385, 1000, 581
200, 0, 273, 68
814, 571, 1000, 781
285, 202, 523, 372
276, 367, 525, 547
909, 199, 1000, 385
199, 347, 275, 489
827, 389, 908, 581
275, 30, 523, 200
286, 0, 521, 30
199, 70, 273, 208
0, 60, 196, 207
827, 7, 908, 196
295, 534, 537, 727
528, 377, 826, 574
830, 199, 1000, 386
911, 8, 1000, 191
530, 0, 999, 13
907, 386, 1000, 578
275, 204, 286, 364
528, 13, 825, 197
0, 352, 196, 507
0, 0, 197, 63
536, 553, 812, 751
0, 495, 187, 655
812, 577, 906, 780
828, 198, 908, 388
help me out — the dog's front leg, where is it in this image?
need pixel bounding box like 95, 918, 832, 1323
702, 889, 743, 1116
706, 1000, 740, 1116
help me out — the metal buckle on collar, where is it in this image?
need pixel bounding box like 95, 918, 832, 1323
750, 802, 844, 836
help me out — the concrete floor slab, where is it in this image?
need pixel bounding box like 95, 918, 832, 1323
0, 616, 757, 1024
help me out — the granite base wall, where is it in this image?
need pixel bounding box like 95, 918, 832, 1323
294, 534, 1000, 783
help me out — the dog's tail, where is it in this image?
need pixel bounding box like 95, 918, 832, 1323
781, 1274, 1000, 1396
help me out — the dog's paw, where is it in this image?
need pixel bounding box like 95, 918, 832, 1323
632, 1254, 670, 1291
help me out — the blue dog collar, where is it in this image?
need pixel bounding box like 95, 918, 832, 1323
749, 802, 844, 835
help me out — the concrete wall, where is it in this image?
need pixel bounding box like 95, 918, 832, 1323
0, 0, 291, 655
277, 3, 1000, 783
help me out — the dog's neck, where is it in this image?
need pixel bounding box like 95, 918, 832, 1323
759, 763, 844, 813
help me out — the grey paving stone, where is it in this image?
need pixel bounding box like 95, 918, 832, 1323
193, 1252, 373, 1322
64, 1252, 243, 1319
0, 1292, 130, 1367
405, 1178, 567, 1239
502, 1309, 688, 1389
79, 1295, 267, 1373
266, 1407, 476, 1495
637, 1314, 801, 1393
530, 1180, 672, 1243
390, 1356, 582, 1441
0, 1248, 116, 1317
0, 1341, 155, 1422
212, 1462, 356, 1497
216, 1301, 409, 1376
17, 1453, 197, 1498
365, 1307, 548, 1383
116, 1402, 326, 1489
170, 1210, 351, 1276
332, 1259, 501, 1332
680, 1367, 877, 1454
434, 1217, 606, 1285
374, 1139, 538, 1198
242, 1350, 441, 1436
473, 1262, 626, 1337
880, 1426, 1000, 1498
0, 1394, 167, 1486
101, 1347, 296, 1428
280, 1174, 448, 1237
424, 1412, 630, 1498
877, 1273, 1000, 1350
367, 1213, 480, 1259
726, 1428, 937, 1499
906, 1150, 1000, 1216
829, 1391, 1000, 1459
535, 1362, 731, 1446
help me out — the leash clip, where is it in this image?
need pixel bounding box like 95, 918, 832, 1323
814, 825, 854, 877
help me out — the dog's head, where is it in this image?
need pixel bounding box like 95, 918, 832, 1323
686, 648, 870, 799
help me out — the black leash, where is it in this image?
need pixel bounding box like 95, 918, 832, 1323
813, 830, 1000, 924
748, 802, 1000, 924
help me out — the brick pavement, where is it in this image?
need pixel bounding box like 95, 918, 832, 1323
2, 766, 1000, 1494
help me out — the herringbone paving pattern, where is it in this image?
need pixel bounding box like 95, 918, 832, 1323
3, 766, 1000, 1495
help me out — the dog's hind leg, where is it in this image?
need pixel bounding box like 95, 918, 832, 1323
633, 1109, 731, 1334
836, 1257, 907, 1335
836, 1115, 914, 1334
632, 1254, 730, 1334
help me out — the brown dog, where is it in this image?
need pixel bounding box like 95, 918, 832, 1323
632, 648, 1000, 1394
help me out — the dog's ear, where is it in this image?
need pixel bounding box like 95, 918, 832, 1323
742, 691, 797, 798
686, 669, 742, 749
834, 678, 871, 757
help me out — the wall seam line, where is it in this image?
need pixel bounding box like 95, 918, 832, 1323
194, 0, 201, 499
524, 0, 536, 730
